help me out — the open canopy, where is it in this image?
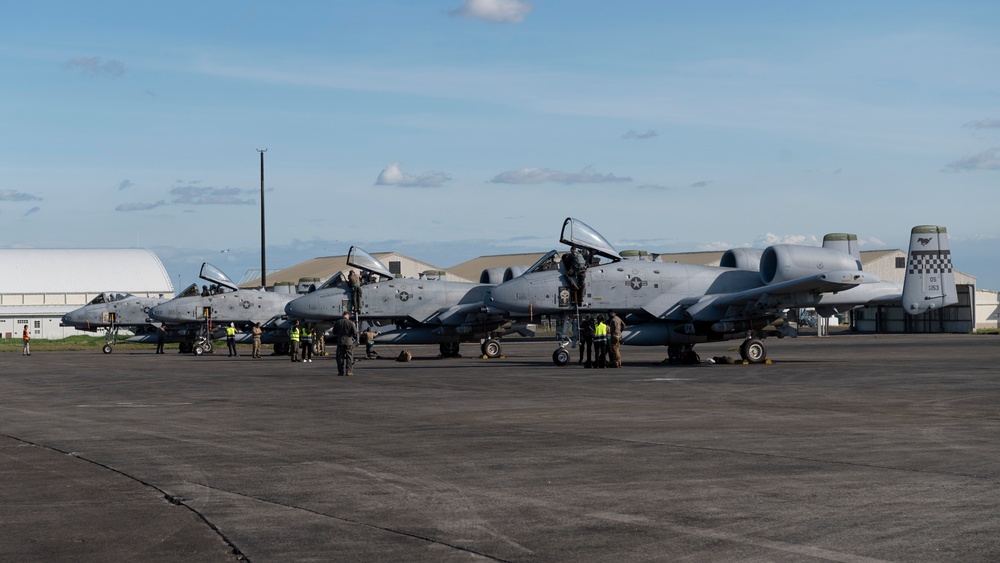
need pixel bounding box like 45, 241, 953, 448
347, 247, 395, 279
559, 217, 622, 262
199, 263, 239, 291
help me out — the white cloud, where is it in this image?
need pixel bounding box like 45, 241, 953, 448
449, 0, 534, 24
115, 200, 167, 212
488, 166, 631, 185
963, 119, 1000, 130
752, 233, 820, 247
622, 129, 657, 140
375, 162, 451, 188
944, 148, 1000, 172
0, 189, 42, 201
171, 185, 255, 205
64, 57, 126, 78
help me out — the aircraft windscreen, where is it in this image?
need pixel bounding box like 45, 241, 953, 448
177, 283, 200, 297
317, 272, 347, 291
199, 262, 239, 290
525, 250, 563, 274
559, 217, 622, 261
347, 247, 395, 279
88, 293, 109, 305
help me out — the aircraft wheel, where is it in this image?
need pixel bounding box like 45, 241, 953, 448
193, 345, 204, 356
740, 338, 767, 364
552, 348, 571, 366
482, 339, 502, 358
102, 344, 113, 354
202, 341, 214, 354
440, 342, 460, 357
180, 342, 193, 353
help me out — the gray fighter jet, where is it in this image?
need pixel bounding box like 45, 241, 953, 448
146, 262, 301, 355
61, 292, 171, 353
488, 218, 958, 365
284, 247, 532, 358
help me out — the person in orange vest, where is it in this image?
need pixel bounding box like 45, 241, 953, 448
22, 324, 31, 356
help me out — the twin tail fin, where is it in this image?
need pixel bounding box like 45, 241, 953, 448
902, 226, 958, 315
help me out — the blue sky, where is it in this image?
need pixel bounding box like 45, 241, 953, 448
2, 0, 999, 291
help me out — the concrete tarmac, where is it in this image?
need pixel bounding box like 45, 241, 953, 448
2, 334, 999, 562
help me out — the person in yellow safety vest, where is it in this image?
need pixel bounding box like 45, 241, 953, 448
225, 322, 238, 357
592, 314, 609, 369
289, 320, 301, 362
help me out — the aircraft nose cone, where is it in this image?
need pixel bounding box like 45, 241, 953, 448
284, 296, 308, 317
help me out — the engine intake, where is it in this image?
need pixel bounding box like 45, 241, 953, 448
759, 245, 861, 285
720, 247, 764, 271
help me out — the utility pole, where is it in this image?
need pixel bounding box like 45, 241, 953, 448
257, 148, 268, 288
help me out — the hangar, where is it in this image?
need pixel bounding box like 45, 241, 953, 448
0, 249, 174, 340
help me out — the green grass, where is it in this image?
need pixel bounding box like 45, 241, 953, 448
0, 336, 221, 353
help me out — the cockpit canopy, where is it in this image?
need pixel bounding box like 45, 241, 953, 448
347, 247, 395, 280
88, 292, 132, 305
559, 217, 622, 262
200, 262, 239, 291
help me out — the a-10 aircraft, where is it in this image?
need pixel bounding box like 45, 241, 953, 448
60, 292, 171, 353
488, 218, 958, 365
284, 247, 532, 358
144, 263, 301, 355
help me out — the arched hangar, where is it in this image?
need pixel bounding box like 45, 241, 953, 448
0, 249, 174, 340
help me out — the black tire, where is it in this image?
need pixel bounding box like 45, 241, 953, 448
483, 339, 502, 358
552, 348, 571, 366
202, 341, 214, 354
102, 344, 113, 354
740, 338, 767, 364
440, 342, 461, 357
194, 345, 204, 356
180, 342, 193, 354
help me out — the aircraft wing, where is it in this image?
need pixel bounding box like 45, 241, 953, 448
404, 302, 486, 325
682, 270, 878, 321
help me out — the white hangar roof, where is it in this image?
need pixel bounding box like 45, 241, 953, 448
0, 249, 174, 295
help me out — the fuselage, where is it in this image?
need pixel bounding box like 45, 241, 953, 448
61, 295, 169, 330
149, 289, 296, 326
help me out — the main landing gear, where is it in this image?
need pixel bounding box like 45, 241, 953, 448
437, 338, 503, 359
739, 338, 767, 364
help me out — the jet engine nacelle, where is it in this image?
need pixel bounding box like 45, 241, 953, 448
503, 266, 527, 282
480, 268, 508, 285
759, 245, 861, 285
719, 248, 764, 271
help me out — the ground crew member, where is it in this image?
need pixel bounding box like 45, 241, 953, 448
579, 315, 594, 367
348, 270, 362, 312
251, 322, 263, 359
22, 324, 30, 356
608, 311, 626, 368
226, 323, 238, 357
289, 321, 301, 362
156, 323, 167, 355
301, 323, 314, 362
360, 326, 378, 359
593, 315, 608, 368
333, 311, 357, 376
